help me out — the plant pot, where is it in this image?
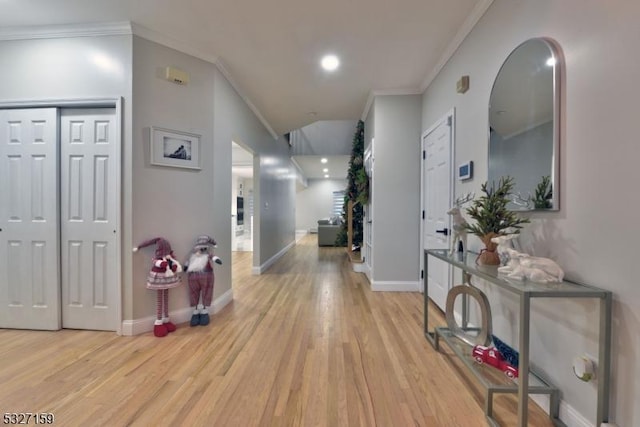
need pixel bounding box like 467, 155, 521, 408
478, 232, 501, 265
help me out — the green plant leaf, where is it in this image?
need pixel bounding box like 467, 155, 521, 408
463, 176, 530, 237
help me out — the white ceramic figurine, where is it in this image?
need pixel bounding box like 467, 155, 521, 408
490, 235, 564, 283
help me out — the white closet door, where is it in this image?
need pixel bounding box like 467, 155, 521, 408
0, 108, 61, 330
60, 108, 118, 331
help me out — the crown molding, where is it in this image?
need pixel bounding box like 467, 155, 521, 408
0, 21, 280, 140
215, 60, 280, 140
360, 88, 423, 122
130, 22, 219, 65
420, 0, 494, 92
360, 0, 494, 122
130, 23, 279, 140
0, 21, 132, 41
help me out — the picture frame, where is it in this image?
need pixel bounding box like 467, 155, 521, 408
150, 126, 201, 170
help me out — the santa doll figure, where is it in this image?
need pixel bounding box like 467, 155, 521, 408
133, 237, 183, 337
183, 235, 222, 326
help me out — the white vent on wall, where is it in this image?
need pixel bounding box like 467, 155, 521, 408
165, 66, 189, 85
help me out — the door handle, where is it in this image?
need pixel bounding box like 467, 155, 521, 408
435, 228, 449, 236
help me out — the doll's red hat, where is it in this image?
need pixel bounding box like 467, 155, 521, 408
134, 237, 172, 258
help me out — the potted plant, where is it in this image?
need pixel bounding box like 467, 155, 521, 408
464, 176, 530, 265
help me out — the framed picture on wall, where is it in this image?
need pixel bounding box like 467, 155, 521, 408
150, 126, 201, 170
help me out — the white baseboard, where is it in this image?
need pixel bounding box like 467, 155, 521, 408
121, 288, 233, 336
371, 280, 420, 292
252, 241, 295, 275
295, 230, 308, 243
530, 394, 594, 427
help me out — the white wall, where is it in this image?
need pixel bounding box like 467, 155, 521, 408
0, 31, 295, 326
213, 69, 296, 273
369, 95, 422, 287
295, 179, 347, 232
364, 103, 375, 149
133, 36, 295, 316
132, 36, 219, 319
422, 1, 640, 425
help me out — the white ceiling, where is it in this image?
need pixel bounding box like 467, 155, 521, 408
0, 0, 492, 135
293, 155, 350, 180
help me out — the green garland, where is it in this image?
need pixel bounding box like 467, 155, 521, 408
336, 120, 367, 247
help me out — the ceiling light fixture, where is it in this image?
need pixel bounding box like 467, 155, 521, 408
322, 168, 328, 173
324, 174, 330, 178
321, 158, 328, 164
321, 55, 340, 72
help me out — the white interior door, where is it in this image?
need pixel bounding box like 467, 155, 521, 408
60, 108, 118, 331
422, 113, 453, 311
0, 108, 61, 330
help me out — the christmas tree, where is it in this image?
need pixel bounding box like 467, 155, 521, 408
336, 120, 368, 248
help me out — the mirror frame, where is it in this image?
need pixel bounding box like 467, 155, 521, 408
488, 37, 562, 211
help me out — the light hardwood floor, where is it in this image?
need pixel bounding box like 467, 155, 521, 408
0, 235, 553, 426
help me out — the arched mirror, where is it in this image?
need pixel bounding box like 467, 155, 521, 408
488, 38, 561, 210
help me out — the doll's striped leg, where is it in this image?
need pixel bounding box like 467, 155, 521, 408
153, 290, 168, 337
162, 289, 176, 332
199, 273, 214, 326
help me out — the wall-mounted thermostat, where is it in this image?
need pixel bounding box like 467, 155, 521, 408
458, 161, 473, 181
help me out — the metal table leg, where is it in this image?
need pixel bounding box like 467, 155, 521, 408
517, 292, 531, 427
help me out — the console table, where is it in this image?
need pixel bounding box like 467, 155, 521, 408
423, 249, 612, 427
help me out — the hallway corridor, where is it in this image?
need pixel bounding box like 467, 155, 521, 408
0, 235, 552, 426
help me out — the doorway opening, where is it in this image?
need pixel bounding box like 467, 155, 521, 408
231, 141, 254, 253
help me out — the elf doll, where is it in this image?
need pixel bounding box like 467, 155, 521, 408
133, 237, 183, 337
183, 235, 222, 326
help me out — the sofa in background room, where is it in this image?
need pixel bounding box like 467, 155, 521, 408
317, 218, 342, 246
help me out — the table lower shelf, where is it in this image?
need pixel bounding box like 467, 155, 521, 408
430, 327, 565, 427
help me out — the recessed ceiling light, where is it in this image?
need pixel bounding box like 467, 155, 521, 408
321, 158, 328, 163
322, 168, 328, 173
321, 55, 340, 72
324, 174, 330, 178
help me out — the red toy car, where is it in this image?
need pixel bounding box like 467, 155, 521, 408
472, 345, 519, 379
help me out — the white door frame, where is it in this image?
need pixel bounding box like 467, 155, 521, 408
419, 108, 455, 293
0, 98, 123, 334
363, 138, 374, 281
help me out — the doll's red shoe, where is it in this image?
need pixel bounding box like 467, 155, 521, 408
164, 321, 177, 333
154, 323, 168, 337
